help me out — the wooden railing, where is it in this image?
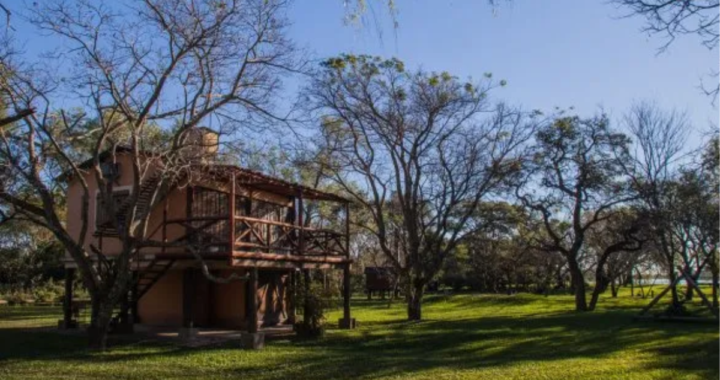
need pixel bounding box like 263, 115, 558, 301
233, 215, 347, 258
145, 214, 347, 262
148, 216, 231, 256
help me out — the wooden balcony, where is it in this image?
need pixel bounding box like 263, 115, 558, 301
116, 166, 354, 269
232, 215, 348, 267
149, 214, 349, 268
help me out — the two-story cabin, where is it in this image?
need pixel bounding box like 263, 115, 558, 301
61, 128, 353, 341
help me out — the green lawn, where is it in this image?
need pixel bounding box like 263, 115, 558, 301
0, 290, 717, 380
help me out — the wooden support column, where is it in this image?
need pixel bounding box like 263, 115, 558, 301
297, 190, 304, 257
244, 191, 253, 215
162, 199, 168, 255
247, 267, 259, 333
242, 191, 253, 252
340, 201, 354, 329
61, 267, 76, 329
241, 266, 264, 349
286, 196, 296, 224
288, 269, 297, 324
186, 186, 194, 246
182, 268, 195, 329
229, 173, 236, 257
341, 263, 352, 328
303, 269, 310, 327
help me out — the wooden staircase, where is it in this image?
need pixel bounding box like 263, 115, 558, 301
98, 173, 166, 236
134, 257, 176, 300
111, 256, 175, 329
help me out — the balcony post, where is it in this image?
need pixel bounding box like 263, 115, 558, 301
180, 268, 197, 340
162, 199, 167, 255
186, 186, 194, 246
340, 201, 354, 329
244, 191, 252, 248
303, 268, 310, 328
242, 266, 264, 349
229, 172, 236, 256
247, 266, 259, 333
288, 269, 296, 324
297, 189, 304, 257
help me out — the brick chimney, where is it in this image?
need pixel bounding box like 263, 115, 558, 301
181, 127, 219, 162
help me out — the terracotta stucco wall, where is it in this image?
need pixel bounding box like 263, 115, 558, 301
210, 269, 248, 328
137, 267, 292, 328
137, 270, 183, 326
138, 268, 212, 327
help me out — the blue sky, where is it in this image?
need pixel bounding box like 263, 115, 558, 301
287, 0, 717, 147
12, 0, 717, 149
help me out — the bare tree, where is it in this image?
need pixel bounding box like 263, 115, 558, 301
305, 55, 534, 320
516, 114, 637, 311
614, 0, 719, 102
0, 0, 297, 349
620, 101, 690, 308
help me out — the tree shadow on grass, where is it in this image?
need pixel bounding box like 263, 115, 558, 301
0, 302, 716, 380
642, 336, 719, 380
227, 310, 718, 379
0, 306, 62, 321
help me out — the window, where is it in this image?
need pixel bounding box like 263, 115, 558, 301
96, 190, 131, 229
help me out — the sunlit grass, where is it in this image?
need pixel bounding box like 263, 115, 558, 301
0, 288, 717, 380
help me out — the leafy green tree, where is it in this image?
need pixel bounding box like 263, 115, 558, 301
0, 220, 65, 292
305, 54, 533, 320
516, 114, 636, 311
584, 208, 646, 309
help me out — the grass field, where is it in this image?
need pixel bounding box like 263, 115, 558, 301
0, 290, 717, 380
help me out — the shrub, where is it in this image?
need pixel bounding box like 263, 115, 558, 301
32, 281, 64, 304
5, 291, 31, 306
295, 282, 335, 338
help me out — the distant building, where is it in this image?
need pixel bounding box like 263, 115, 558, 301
364, 267, 397, 299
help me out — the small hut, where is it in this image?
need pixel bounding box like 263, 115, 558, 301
364, 267, 397, 299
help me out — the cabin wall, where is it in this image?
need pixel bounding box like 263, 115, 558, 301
210, 269, 248, 328
136, 267, 290, 328
137, 270, 184, 326
138, 268, 211, 327
66, 154, 141, 256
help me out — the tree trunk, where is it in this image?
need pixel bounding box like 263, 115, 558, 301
668, 269, 680, 308
588, 253, 611, 311
610, 279, 619, 298
588, 278, 608, 311
88, 297, 114, 350
407, 281, 424, 321
710, 251, 719, 309
567, 258, 588, 311
712, 270, 718, 309
684, 283, 694, 301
